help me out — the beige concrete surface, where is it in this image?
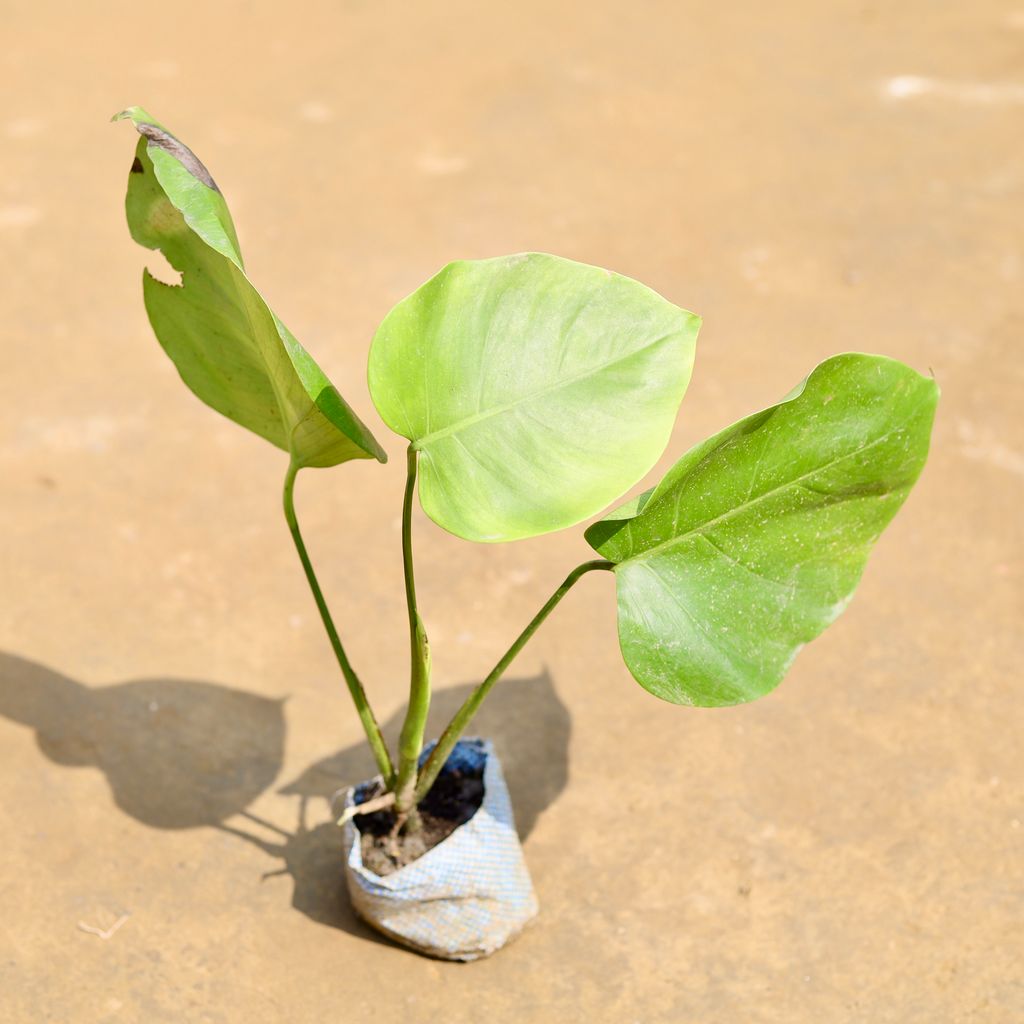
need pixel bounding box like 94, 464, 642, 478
1, 2, 1021, 1020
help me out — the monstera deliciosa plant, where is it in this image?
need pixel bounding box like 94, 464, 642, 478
115, 107, 938, 958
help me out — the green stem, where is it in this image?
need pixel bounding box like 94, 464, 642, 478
282, 460, 394, 784
393, 446, 431, 818
414, 559, 613, 803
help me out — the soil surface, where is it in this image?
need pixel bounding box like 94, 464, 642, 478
1, 3, 1021, 1022
355, 767, 485, 875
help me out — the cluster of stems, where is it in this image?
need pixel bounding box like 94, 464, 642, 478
282, 447, 613, 834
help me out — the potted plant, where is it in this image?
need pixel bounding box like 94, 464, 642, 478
114, 107, 939, 960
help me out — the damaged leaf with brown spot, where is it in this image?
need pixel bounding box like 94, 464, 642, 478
114, 106, 385, 469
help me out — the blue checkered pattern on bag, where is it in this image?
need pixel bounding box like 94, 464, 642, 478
339, 738, 539, 961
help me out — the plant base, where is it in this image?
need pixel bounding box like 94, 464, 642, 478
338, 738, 538, 961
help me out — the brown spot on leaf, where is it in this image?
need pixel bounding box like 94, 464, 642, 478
130, 156, 144, 174
135, 122, 220, 192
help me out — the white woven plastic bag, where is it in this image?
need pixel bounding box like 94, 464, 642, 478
339, 738, 538, 960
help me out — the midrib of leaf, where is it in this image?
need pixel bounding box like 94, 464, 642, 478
148, 183, 293, 432
218, 259, 298, 442
147, 146, 325, 459
621, 426, 907, 567
191, 233, 302, 449
411, 330, 680, 449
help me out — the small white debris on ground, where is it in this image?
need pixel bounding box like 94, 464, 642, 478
0, 205, 41, 228
415, 151, 469, 176
883, 75, 1024, 104
5, 118, 43, 138
957, 419, 1024, 477
77, 915, 129, 940
298, 101, 334, 123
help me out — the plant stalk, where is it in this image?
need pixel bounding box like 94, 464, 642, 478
282, 460, 394, 784
414, 559, 614, 803
392, 446, 432, 822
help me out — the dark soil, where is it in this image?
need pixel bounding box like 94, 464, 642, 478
354, 764, 485, 876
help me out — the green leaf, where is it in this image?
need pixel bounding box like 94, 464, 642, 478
114, 106, 386, 470
586, 354, 939, 707
368, 253, 700, 542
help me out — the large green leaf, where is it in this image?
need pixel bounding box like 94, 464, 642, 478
586, 354, 939, 707
368, 253, 700, 542
114, 106, 386, 469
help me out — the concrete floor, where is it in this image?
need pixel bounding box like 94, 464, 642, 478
1, 2, 1021, 1020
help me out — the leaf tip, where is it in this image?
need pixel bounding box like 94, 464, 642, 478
112, 105, 154, 126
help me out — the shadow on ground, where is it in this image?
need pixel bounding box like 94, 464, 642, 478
0, 653, 570, 938
0, 651, 285, 828
226, 670, 571, 933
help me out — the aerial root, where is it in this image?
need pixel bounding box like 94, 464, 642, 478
336, 791, 396, 827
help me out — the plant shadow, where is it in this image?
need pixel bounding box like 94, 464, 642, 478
0, 652, 570, 941
0, 650, 286, 829
224, 669, 571, 936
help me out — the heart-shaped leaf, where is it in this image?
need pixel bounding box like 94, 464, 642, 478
115, 106, 386, 470
586, 353, 939, 706
368, 253, 700, 541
